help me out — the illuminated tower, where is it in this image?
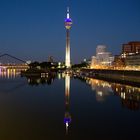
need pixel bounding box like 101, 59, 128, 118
65, 7, 72, 68
64, 74, 71, 134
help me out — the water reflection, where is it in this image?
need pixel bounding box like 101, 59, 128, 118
112, 83, 140, 110
27, 76, 55, 86
64, 74, 71, 135
84, 77, 140, 110
0, 69, 20, 79
26, 73, 56, 86
24, 73, 72, 134
1, 72, 140, 139
88, 79, 113, 102
3, 69, 139, 112
25, 73, 140, 111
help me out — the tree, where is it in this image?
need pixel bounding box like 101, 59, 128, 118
29, 61, 40, 68
40, 62, 53, 69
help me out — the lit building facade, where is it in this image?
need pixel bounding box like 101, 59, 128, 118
125, 54, 140, 67
113, 55, 125, 68
91, 56, 97, 66
120, 41, 140, 70
65, 8, 72, 68
91, 45, 114, 68
122, 41, 140, 57
96, 45, 106, 55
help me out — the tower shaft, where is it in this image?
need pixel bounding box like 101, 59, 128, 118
65, 6, 72, 68
65, 29, 71, 68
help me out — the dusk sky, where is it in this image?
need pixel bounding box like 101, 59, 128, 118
0, 0, 140, 63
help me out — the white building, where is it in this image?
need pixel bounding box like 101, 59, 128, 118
91, 45, 114, 68
96, 45, 106, 55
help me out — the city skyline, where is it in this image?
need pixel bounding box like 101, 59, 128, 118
0, 0, 140, 63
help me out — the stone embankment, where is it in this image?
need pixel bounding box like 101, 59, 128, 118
75, 69, 140, 87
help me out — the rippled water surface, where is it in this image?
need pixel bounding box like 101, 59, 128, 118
0, 72, 140, 140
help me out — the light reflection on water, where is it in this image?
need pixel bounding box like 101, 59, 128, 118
0, 72, 140, 139
64, 74, 71, 135
84, 77, 140, 110
0, 69, 20, 79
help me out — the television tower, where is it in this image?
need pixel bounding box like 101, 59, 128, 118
65, 7, 72, 68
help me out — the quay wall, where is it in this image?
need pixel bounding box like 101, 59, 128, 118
80, 69, 140, 86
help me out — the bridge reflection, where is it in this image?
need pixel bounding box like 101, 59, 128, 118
0, 69, 20, 79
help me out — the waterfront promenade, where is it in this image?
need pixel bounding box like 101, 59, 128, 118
77, 69, 140, 87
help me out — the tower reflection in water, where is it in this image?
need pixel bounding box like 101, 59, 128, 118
64, 74, 71, 135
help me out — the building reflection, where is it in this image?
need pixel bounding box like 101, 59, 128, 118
82, 77, 140, 110
88, 79, 113, 102
64, 74, 71, 135
27, 75, 56, 86
112, 84, 140, 110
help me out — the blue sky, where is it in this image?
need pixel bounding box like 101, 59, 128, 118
0, 0, 140, 63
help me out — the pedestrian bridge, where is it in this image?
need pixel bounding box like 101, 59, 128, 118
0, 53, 29, 71
0, 65, 29, 71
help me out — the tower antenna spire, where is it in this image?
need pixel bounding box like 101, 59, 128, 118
67, 6, 70, 19
67, 7, 69, 12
